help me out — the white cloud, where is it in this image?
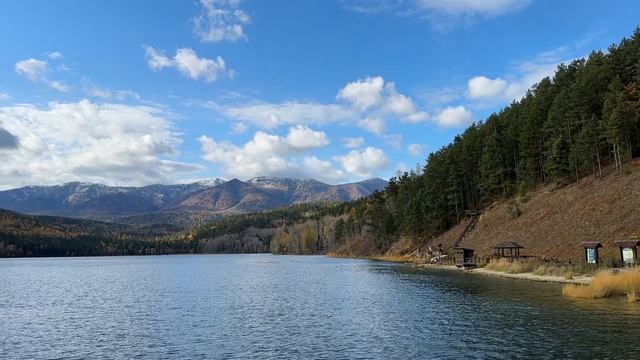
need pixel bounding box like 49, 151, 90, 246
144, 46, 228, 82
337, 76, 429, 123
415, 0, 531, 17
199, 125, 341, 182
0, 93, 10, 101
206, 76, 427, 135
48, 80, 72, 93
83, 79, 140, 101
467, 76, 508, 99
0, 100, 201, 189
230, 122, 248, 134
337, 76, 385, 111
14, 58, 71, 92
358, 117, 385, 135
285, 125, 330, 149
434, 106, 475, 127
193, 0, 251, 43
46, 51, 64, 60
408, 143, 426, 157
465, 46, 576, 104
342, 137, 365, 149
384, 134, 403, 149
303, 156, 344, 181
335, 146, 389, 178
212, 100, 356, 129
15, 58, 48, 81
343, 0, 531, 26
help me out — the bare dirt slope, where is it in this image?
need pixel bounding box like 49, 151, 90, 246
429, 160, 640, 261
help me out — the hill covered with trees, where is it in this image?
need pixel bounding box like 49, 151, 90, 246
203, 27, 640, 258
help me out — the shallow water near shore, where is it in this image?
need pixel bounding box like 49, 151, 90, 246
1, 254, 638, 359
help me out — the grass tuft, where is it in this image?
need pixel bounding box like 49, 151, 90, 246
563, 268, 640, 300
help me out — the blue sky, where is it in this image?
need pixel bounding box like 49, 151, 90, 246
0, 0, 639, 189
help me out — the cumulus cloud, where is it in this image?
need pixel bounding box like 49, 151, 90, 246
144, 46, 228, 82
207, 76, 427, 136
337, 76, 385, 111
337, 76, 429, 124
465, 46, 576, 103
193, 0, 251, 43
408, 143, 426, 157
199, 125, 341, 182
0, 93, 10, 101
342, 137, 365, 149
358, 117, 385, 135
467, 76, 508, 99
0, 100, 201, 189
335, 147, 389, 178
15, 58, 71, 92
434, 106, 475, 127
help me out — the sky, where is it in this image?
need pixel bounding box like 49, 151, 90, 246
0, 0, 639, 189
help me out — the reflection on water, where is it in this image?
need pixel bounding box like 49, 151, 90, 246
1, 255, 638, 359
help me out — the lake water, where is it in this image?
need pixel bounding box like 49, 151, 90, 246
1, 254, 639, 359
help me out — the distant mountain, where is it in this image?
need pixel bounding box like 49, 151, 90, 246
0, 179, 225, 217
0, 177, 387, 222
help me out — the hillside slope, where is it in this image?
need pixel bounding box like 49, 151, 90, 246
428, 161, 640, 261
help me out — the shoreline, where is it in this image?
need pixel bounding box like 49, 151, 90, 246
331, 253, 593, 285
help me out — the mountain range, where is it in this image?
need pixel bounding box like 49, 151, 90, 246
0, 177, 387, 223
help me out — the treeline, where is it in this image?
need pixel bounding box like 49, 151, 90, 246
0, 209, 194, 257
261, 28, 640, 256
177, 202, 347, 253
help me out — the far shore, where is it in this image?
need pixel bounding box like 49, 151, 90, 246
330, 253, 594, 285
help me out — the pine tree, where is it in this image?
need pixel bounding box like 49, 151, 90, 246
479, 128, 505, 201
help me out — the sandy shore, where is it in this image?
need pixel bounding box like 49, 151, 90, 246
412, 262, 592, 284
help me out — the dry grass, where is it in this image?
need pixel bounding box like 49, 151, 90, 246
485, 258, 536, 274
563, 268, 640, 300
484, 258, 595, 277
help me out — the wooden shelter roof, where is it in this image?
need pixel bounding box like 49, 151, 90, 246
581, 241, 603, 249
614, 240, 640, 248
493, 241, 524, 249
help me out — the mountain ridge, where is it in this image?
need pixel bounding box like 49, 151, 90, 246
0, 177, 387, 222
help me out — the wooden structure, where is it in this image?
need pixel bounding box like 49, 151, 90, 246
493, 241, 523, 258
614, 240, 640, 264
453, 247, 475, 268
581, 241, 603, 264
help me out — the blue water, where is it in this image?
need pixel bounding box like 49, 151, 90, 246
1, 254, 638, 359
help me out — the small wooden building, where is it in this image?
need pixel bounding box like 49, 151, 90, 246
493, 241, 524, 258
581, 241, 603, 264
614, 240, 640, 264
453, 247, 475, 269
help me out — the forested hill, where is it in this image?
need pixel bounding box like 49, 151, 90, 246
0, 209, 186, 257
187, 27, 640, 257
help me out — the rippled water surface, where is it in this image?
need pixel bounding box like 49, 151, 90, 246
1, 255, 639, 359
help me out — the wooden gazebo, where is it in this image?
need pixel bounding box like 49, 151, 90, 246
581, 241, 603, 264
493, 241, 524, 258
614, 240, 640, 264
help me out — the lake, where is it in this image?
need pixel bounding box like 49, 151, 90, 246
1, 254, 638, 359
